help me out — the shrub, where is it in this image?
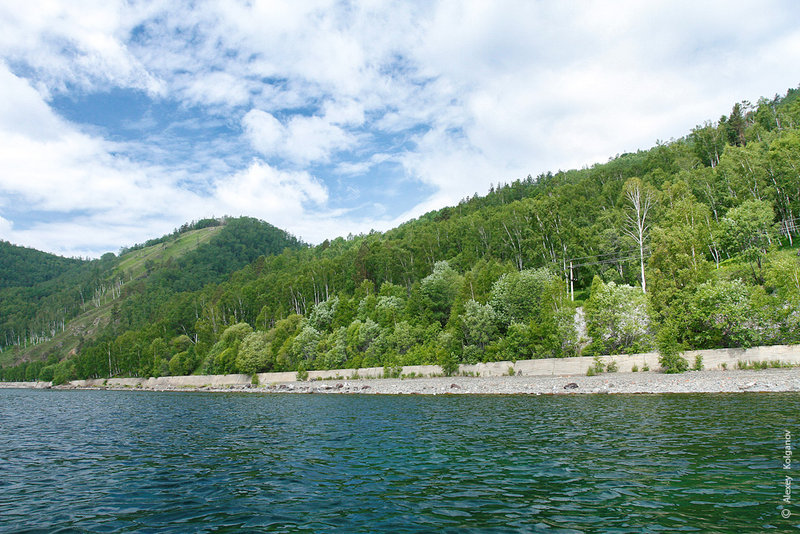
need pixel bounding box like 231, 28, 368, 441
657, 323, 688, 374
592, 356, 605, 375
383, 365, 402, 378
296, 365, 309, 381
438, 353, 459, 377
692, 354, 703, 371
659, 352, 688, 374
606, 360, 618, 373
507, 366, 515, 376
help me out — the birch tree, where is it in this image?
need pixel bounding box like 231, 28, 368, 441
623, 178, 655, 293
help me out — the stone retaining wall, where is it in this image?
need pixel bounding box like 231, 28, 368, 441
4, 344, 798, 389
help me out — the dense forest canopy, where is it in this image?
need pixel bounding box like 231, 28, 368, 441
0, 241, 86, 289
2, 88, 800, 383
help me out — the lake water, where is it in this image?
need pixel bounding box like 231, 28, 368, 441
0, 389, 797, 532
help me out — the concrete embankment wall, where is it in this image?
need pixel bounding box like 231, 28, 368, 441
4, 344, 799, 390
0, 380, 53, 389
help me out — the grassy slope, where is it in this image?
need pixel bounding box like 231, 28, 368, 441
115, 226, 223, 280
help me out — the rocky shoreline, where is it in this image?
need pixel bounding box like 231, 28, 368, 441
40, 367, 800, 395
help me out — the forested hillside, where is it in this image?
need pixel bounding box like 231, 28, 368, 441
0, 241, 86, 289
0, 217, 303, 376
3, 88, 800, 383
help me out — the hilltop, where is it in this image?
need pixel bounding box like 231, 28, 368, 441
0, 241, 86, 289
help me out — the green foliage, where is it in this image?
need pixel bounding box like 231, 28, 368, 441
6, 89, 800, 381
383, 364, 402, 379
765, 254, 800, 305
684, 279, 761, 349
692, 354, 704, 371
236, 331, 272, 375
460, 300, 498, 350
307, 297, 338, 330
584, 277, 652, 355
490, 268, 557, 326
0, 241, 85, 289
290, 323, 322, 366
656, 323, 688, 374
296, 364, 309, 381
52, 360, 76, 385
438, 350, 459, 377
720, 199, 776, 281
420, 261, 462, 325
647, 187, 713, 319
204, 322, 253, 375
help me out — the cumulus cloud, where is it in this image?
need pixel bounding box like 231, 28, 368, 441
213, 160, 327, 218
2, 0, 800, 255
0, 1, 163, 94
242, 109, 355, 165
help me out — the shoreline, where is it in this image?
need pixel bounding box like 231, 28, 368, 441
6, 367, 800, 395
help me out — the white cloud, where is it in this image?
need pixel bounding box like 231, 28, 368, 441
0, 214, 11, 236
0, 65, 196, 255
242, 109, 354, 164
0, 0, 163, 94
242, 110, 284, 155
2, 0, 800, 256
184, 71, 252, 107
213, 160, 327, 219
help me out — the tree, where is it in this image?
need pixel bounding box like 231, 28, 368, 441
204, 322, 253, 374
725, 103, 746, 147
623, 178, 655, 293
489, 268, 561, 327
420, 261, 462, 325
290, 323, 322, 365
584, 276, 653, 355
236, 331, 272, 374
647, 186, 713, 319
307, 297, 338, 331
691, 122, 726, 167
460, 300, 498, 359
685, 279, 760, 348
656, 322, 688, 373
721, 199, 775, 282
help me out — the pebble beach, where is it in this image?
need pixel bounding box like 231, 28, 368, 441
49, 367, 800, 395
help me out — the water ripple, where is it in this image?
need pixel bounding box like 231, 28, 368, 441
1, 390, 798, 532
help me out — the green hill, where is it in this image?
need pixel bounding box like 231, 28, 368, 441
0, 217, 303, 373
2, 87, 800, 383
0, 241, 86, 289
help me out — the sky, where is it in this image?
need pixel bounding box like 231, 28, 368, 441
0, 1, 799, 258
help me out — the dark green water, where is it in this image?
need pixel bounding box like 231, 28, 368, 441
1, 389, 798, 532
